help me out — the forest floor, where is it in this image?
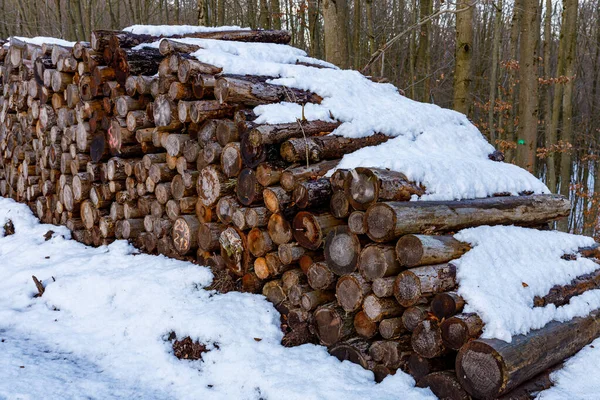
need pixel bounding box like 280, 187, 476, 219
0, 196, 598, 400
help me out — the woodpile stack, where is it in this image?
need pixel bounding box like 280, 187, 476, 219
0, 28, 597, 399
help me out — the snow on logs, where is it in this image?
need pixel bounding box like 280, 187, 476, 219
0, 28, 596, 400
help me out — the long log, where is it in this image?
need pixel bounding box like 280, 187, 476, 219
279, 159, 339, 191
396, 234, 471, 268
358, 244, 403, 281
534, 269, 600, 307
416, 371, 471, 400
456, 310, 600, 399
365, 195, 571, 242
215, 75, 322, 106
344, 167, 425, 210
394, 263, 456, 307
248, 120, 340, 146
293, 211, 344, 250
280, 134, 389, 163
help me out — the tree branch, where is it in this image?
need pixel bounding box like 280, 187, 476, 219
361, 2, 476, 75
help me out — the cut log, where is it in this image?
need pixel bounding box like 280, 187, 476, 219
408, 354, 454, 382
396, 234, 471, 268
313, 303, 355, 346
329, 338, 373, 369
431, 291, 465, 319
456, 310, 600, 399
172, 215, 200, 255
358, 244, 403, 281
248, 120, 340, 146
366, 195, 571, 242
267, 213, 293, 245
301, 290, 335, 311
354, 310, 379, 339
336, 273, 371, 312
362, 294, 404, 322
198, 222, 225, 252
236, 168, 263, 206
216, 195, 240, 225
379, 317, 406, 340
307, 261, 336, 291
416, 371, 471, 400
412, 318, 447, 359
219, 227, 250, 276
369, 340, 411, 370
220, 142, 242, 178
323, 226, 362, 275
440, 312, 484, 351
262, 279, 287, 305
294, 178, 332, 208
393, 263, 457, 307
330, 191, 350, 219
372, 276, 396, 298
348, 211, 366, 235
263, 186, 292, 213
215, 75, 322, 106
402, 305, 430, 332
344, 167, 425, 210
256, 162, 284, 187
279, 159, 340, 191
198, 165, 236, 207
293, 211, 344, 250
247, 228, 274, 257
280, 134, 389, 163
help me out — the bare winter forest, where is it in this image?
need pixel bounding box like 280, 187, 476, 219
0, 0, 595, 234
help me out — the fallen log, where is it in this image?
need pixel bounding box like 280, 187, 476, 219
280, 133, 389, 163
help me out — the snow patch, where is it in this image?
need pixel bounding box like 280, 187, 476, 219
0, 198, 433, 400
6, 36, 76, 47
454, 225, 600, 342
123, 24, 250, 36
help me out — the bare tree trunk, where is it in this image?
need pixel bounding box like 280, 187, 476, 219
299, 1, 306, 50
353, 0, 361, 69
248, 0, 257, 28
558, 0, 579, 232
198, 0, 208, 25
271, 0, 282, 29
488, 0, 503, 146
453, 0, 474, 115
415, 0, 432, 102
260, 0, 271, 29
515, 0, 540, 172
505, 0, 521, 162
308, 0, 322, 58
322, 0, 350, 68
544, 0, 556, 192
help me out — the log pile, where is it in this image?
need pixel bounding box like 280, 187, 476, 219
0, 29, 597, 400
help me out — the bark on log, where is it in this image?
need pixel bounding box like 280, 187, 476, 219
215, 75, 322, 106
354, 310, 379, 339
344, 167, 425, 210
362, 294, 404, 322
431, 291, 465, 319
358, 244, 403, 281
393, 263, 457, 307
294, 177, 332, 208
293, 211, 344, 250
456, 310, 600, 399
279, 159, 339, 191
534, 269, 600, 307
366, 195, 571, 242
248, 120, 339, 146
412, 318, 447, 359
440, 312, 483, 351
396, 234, 471, 268
402, 305, 430, 332
281, 134, 389, 163
307, 261, 336, 291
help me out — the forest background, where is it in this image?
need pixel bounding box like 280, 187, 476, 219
0, 0, 592, 234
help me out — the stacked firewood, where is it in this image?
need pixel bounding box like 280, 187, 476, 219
1, 29, 599, 400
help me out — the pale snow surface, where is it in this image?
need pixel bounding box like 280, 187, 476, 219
536, 337, 600, 399
137, 36, 548, 201
123, 25, 250, 36
6, 36, 76, 47
454, 225, 600, 342
0, 198, 434, 400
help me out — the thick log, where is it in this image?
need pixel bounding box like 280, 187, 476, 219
279, 159, 339, 191
293, 211, 344, 250
396, 234, 471, 268
248, 120, 340, 146
366, 195, 571, 242
198, 222, 225, 252
313, 302, 355, 346
256, 162, 284, 187
329, 338, 373, 369
358, 244, 403, 282
456, 310, 600, 399
215, 75, 322, 106
220, 142, 242, 177
216, 195, 241, 224
172, 215, 200, 255
412, 318, 447, 359
294, 177, 332, 208
216, 119, 239, 146
440, 313, 484, 351
354, 310, 379, 339
393, 263, 457, 307
219, 227, 250, 276
431, 291, 465, 319
263, 186, 292, 213
158, 39, 201, 55
307, 261, 336, 291
402, 305, 430, 332
416, 371, 471, 400
336, 273, 371, 312
301, 290, 335, 311
178, 58, 222, 83
344, 167, 425, 210
262, 279, 287, 305
236, 168, 263, 206
323, 226, 362, 275
362, 294, 404, 322
280, 134, 389, 163
198, 165, 236, 207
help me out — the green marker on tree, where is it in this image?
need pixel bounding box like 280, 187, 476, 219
518, 139, 526, 145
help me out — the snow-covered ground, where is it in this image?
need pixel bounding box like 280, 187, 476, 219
0, 198, 434, 400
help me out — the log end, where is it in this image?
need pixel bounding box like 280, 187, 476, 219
456, 340, 505, 399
